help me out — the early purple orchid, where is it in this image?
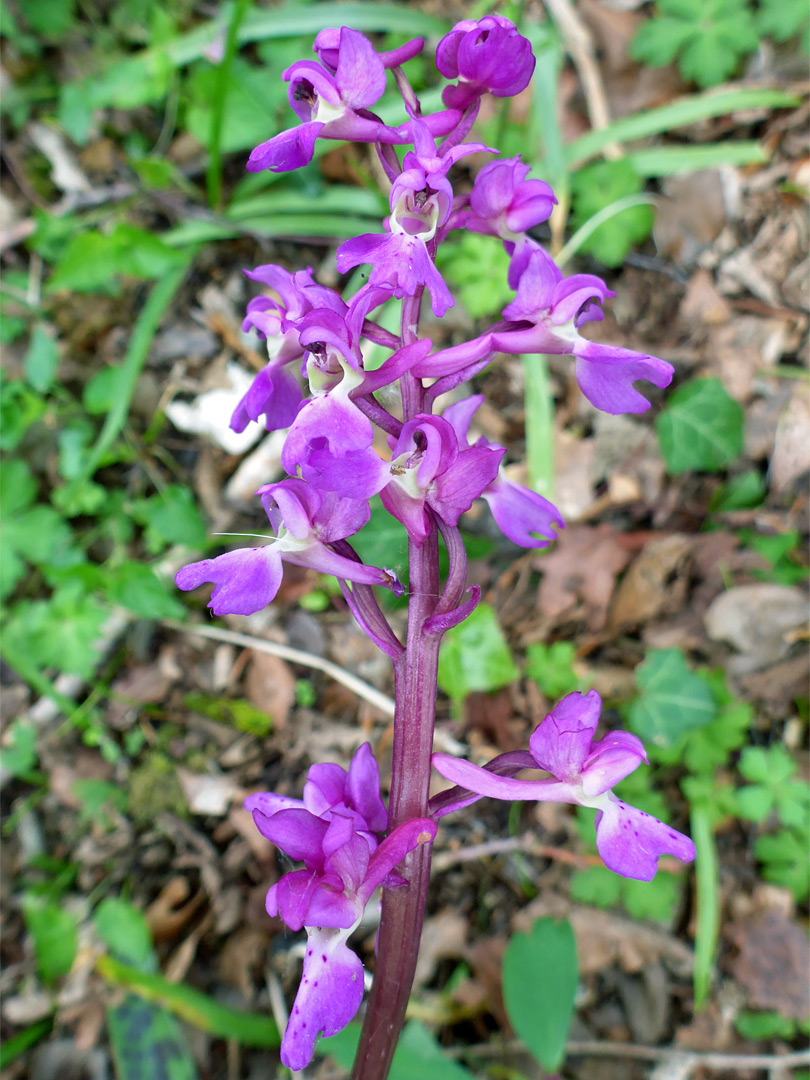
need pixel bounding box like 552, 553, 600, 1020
177, 17, 695, 1078
175, 479, 401, 615
246, 746, 436, 1071
432, 690, 696, 881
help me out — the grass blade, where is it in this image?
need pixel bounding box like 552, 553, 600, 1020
96, 955, 280, 1047
626, 141, 768, 177
207, 0, 253, 210
565, 88, 799, 168
556, 193, 657, 266
522, 355, 555, 499
691, 805, 720, 1009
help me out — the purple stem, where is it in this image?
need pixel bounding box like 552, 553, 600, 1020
351, 286, 441, 1080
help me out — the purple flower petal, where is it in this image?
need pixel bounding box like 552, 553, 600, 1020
581, 731, 648, 797
482, 476, 564, 549
594, 798, 696, 881
431, 753, 579, 804
253, 807, 328, 865
270, 867, 321, 930
346, 744, 388, 834
244, 792, 304, 818
280, 926, 365, 1072
574, 341, 674, 415
431, 445, 504, 526
229, 363, 302, 434
175, 546, 283, 617
528, 691, 602, 780
359, 818, 437, 904
334, 27, 386, 109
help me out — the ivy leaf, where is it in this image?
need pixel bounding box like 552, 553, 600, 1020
438, 603, 520, 704
525, 641, 586, 699
629, 649, 718, 749
656, 377, 744, 474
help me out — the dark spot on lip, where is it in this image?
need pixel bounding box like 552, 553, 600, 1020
322, 954, 327, 962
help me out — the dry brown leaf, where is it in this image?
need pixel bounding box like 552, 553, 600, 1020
771, 386, 810, 493
536, 524, 632, 631
609, 534, 692, 630
413, 910, 468, 989
244, 651, 296, 729
704, 583, 808, 669
730, 908, 810, 1018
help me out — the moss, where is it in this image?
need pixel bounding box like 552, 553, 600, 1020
128, 752, 186, 827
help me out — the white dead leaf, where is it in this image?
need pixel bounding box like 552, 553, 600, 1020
177, 768, 240, 816
165, 362, 262, 454
29, 123, 91, 193
705, 584, 808, 668
224, 429, 287, 506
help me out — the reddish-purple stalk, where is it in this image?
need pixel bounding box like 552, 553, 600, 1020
350, 289, 451, 1079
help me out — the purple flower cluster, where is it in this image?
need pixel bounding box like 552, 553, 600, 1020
175, 17, 689, 1073
246, 745, 435, 1069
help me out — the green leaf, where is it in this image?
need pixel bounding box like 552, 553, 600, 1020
754, 828, 810, 901
105, 562, 185, 619
629, 649, 718, 749
435, 234, 514, 317
0, 378, 46, 450
502, 917, 578, 1071
735, 1011, 798, 1040
73, 779, 128, 829
757, 0, 809, 41
24, 324, 59, 392
739, 745, 795, 785
107, 996, 199, 1080
709, 470, 767, 512
83, 366, 129, 416
621, 874, 683, 922
351, 496, 409, 590
570, 159, 653, 267
5, 588, 108, 678
21, 0, 76, 36
22, 895, 78, 984
656, 378, 744, 474
438, 603, 520, 704
185, 56, 283, 156
734, 785, 774, 822
3, 505, 73, 565
570, 865, 622, 907
47, 225, 186, 293
0, 459, 37, 517
0, 719, 38, 778
96, 955, 280, 1047
0, 1019, 54, 1069
94, 898, 156, 971
322, 1020, 475, 1079
525, 641, 584, 698
130, 484, 208, 553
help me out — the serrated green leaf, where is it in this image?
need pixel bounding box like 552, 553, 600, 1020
569, 866, 622, 907
3, 505, 73, 565
435, 233, 514, 316
757, 0, 809, 41
570, 159, 653, 267
739, 745, 795, 785
734, 785, 774, 822
48, 225, 186, 293
22, 895, 78, 984
629, 649, 718, 749
130, 485, 208, 553
754, 828, 810, 900
438, 603, 520, 703
105, 562, 185, 619
0, 459, 37, 517
5, 588, 108, 678
502, 917, 578, 1070
622, 873, 682, 922
656, 377, 744, 474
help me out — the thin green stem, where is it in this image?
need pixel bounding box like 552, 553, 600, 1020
522, 355, 554, 499
691, 805, 720, 1009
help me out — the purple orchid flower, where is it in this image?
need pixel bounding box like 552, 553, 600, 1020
436, 15, 536, 110
175, 479, 401, 616
246, 745, 436, 1070
336, 123, 491, 317
457, 156, 556, 258
415, 247, 674, 415
432, 690, 696, 881
442, 395, 564, 549
380, 414, 503, 546
233, 266, 346, 434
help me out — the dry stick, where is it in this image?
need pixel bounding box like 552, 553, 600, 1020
454, 1038, 810, 1072
163, 620, 396, 717
432, 833, 685, 874
543, 0, 622, 161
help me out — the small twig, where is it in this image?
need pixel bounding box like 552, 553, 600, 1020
542, 0, 622, 160
452, 1037, 810, 1072
163, 620, 396, 717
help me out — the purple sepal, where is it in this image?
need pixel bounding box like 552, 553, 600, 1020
229, 363, 302, 433
336, 232, 454, 318
467, 156, 556, 238
431, 445, 503, 526
247, 121, 323, 173
280, 925, 365, 1071
574, 342, 674, 415
529, 691, 602, 781
429, 750, 537, 819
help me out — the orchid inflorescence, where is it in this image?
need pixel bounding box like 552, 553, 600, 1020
176, 17, 695, 1077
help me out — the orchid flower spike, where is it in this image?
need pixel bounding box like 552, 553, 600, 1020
432, 690, 696, 881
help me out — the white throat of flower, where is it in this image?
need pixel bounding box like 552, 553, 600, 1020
390, 189, 440, 242
313, 96, 347, 125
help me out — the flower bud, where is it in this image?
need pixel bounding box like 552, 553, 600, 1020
436, 16, 535, 109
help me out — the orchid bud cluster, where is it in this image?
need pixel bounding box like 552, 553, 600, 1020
176, 17, 694, 1076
